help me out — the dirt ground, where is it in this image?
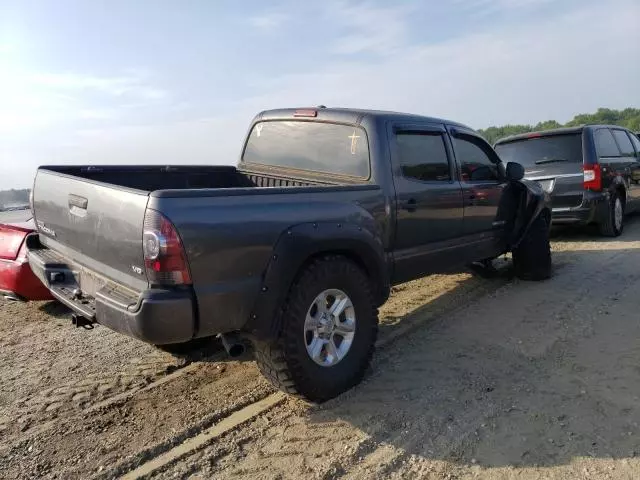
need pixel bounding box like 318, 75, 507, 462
1, 218, 640, 479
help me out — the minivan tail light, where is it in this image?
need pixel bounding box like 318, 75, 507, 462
142, 209, 191, 285
583, 164, 601, 191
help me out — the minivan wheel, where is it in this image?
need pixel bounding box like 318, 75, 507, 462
513, 213, 551, 281
254, 256, 378, 402
599, 192, 624, 237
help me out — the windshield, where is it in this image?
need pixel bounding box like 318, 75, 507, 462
242, 120, 370, 178
495, 133, 583, 168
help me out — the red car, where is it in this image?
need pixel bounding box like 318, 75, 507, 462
0, 209, 53, 301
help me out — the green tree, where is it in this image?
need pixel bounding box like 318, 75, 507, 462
478, 107, 640, 144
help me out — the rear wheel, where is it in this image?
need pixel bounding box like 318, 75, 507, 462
599, 192, 624, 237
254, 256, 378, 402
513, 213, 551, 281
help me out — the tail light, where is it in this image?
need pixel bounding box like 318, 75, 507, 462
0, 225, 28, 261
583, 164, 601, 191
142, 210, 191, 285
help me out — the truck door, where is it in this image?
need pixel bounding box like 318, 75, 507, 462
449, 128, 507, 260
389, 123, 464, 283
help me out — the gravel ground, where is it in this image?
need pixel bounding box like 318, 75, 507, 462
1, 218, 640, 479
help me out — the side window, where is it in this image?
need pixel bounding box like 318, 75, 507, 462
396, 132, 451, 182
595, 129, 620, 157
612, 130, 635, 156
629, 132, 640, 156
453, 136, 499, 182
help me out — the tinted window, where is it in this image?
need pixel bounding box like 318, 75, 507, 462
612, 130, 635, 156
495, 134, 583, 169
243, 121, 369, 177
595, 129, 620, 157
396, 132, 450, 182
453, 136, 499, 182
629, 132, 640, 154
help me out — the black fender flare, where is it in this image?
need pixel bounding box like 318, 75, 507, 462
244, 222, 390, 340
504, 179, 551, 250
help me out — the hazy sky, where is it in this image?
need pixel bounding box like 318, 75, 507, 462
1, 0, 639, 189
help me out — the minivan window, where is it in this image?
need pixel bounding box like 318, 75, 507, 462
629, 132, 640, 155
594, 129, 620, 158
612, 130, 635, 156
494, 134, 582, 169
396, 132, 451, 182
243, 121, 370, 178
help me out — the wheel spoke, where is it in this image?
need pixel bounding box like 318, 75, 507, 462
325, 338, 339, 361
309, 338, 325, 362
317, 292, 330, 314
304, 314, 320, 330
329, 295, 350, 318
334, 320, 355, 335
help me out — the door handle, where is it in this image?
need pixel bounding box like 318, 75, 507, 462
68, 194, 88, 217
402, 198, 417, 212
68, 194, 88, 210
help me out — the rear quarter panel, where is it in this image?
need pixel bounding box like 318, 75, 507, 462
149, 186, 387, 337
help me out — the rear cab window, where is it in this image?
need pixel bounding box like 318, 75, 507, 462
495, 133, 583, 169
242, 121, 370, 178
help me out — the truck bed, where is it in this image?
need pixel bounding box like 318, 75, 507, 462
41, 165, 355, 193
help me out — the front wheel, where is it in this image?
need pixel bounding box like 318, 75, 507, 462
254, 256, 378, 402
513, 213, 552, 281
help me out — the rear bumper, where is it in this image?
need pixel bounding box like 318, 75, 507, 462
93, 289, 196, 345
550, 191, 608, 225
28, 245, 196, 345
0, 256, 53, 301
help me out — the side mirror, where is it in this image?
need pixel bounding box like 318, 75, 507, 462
505, 162, 525, 181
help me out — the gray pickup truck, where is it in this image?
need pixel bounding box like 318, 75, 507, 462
28, 107, 551, 401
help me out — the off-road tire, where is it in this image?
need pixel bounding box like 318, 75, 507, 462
513, 214, 551, 281
598, 192, 624, 237
254, 256, 378, 402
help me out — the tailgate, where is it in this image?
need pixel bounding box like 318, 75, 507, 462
32, 169, 150, 292
495, 133, 585, 209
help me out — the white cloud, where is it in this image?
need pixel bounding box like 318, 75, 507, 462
245, 0, 639, 129
0, 68, 169, 138
328, 1, 413, 55
248, 13, 290, 31
28, 73, 168, 100
452, 0, 556, 16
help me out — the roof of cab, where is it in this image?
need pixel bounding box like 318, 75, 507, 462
255, 107, 471, 130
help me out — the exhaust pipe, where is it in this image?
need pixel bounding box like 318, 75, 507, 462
219, 333, 246, 357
